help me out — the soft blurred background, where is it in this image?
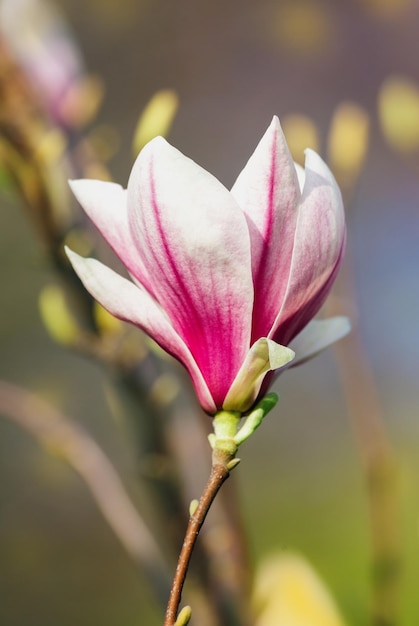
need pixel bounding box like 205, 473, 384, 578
0, 0, 418, 625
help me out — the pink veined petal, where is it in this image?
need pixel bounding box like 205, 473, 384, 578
223, 338, 295, 413
69, 179, 155, 296
126, 136, 254, 408
231, 116, 301, 342
269, 149, 346, 345
65, 247, 217, 414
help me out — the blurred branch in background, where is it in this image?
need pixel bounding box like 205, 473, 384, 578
326, 103, 400, 626
0, 379, 171, 605
326, 102, 401, 626
285, 104, 401, 626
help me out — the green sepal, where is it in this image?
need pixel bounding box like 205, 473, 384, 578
210, 394, 278, 463
233, 393, 278, 446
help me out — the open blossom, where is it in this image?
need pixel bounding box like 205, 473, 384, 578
66, 117, 349, 415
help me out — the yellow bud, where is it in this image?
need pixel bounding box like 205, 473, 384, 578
189, 499, 199, 516
63, 229, 94, 257
174, 606, 192, 626
149, 373, 180, 407
282, 114, 320, 164
93, 302, 122, 336
378, 75, 419, 153
133, 89, 179, 154
38, 285, 79, 346
328, 101, 369, 185
35, 129, 67, 165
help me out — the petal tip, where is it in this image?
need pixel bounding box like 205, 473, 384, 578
68, 178, 99, 202
141, 134, 170, 154
304, 148, 334, 181
270, 114, 280, 128
68, 178, 84, 193
64, 245, 81, 265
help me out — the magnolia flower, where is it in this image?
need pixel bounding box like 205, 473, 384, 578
66, 117, 349, 415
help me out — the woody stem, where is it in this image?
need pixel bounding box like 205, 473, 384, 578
163, 456, 232, 626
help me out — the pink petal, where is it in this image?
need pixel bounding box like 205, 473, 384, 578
69, 180, 154, 294
231, 117, 301, 342
126, 137, 254, 408
223, 338, 295, 413
269, 149, 346, 345
65, 247, 217, 413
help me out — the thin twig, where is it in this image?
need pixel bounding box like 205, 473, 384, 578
0, 380, 171, 605
164, 462, 231, 626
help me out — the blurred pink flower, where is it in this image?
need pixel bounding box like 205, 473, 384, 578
66, 117, 348, 414
0, 0, 84, 126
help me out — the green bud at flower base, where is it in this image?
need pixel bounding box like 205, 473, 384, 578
209, 393, 279, 462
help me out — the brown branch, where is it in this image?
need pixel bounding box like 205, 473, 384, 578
164, 462, 231, 626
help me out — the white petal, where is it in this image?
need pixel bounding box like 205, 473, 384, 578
65, 247, 217, 413
289, 316, 351, 366
294, 162, 305, 192
69, 179, 153, 291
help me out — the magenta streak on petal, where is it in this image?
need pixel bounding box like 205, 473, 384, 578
258, 238, 346, 401
232, 118, 300, 343
65, 248, 217, 413
253, 166, 300, 340
250, 143, 275, 334
273, 231, 346, 348
131, 155, 249, 408
267, 149, 345, 349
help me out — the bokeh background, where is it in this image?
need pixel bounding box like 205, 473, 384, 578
1, 0, 418, 625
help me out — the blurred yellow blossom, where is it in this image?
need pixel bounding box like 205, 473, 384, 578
38, 285, 80, 346
93, 302, 123, 336
361, 0, 413, 19
282, 114, 320, 164
272, 2, 334, 56
149, 374, 181, 408
378, 75, 419, 153
253, 553, 347, 626
133, 89, 179, 154
328, 102, 370, 188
